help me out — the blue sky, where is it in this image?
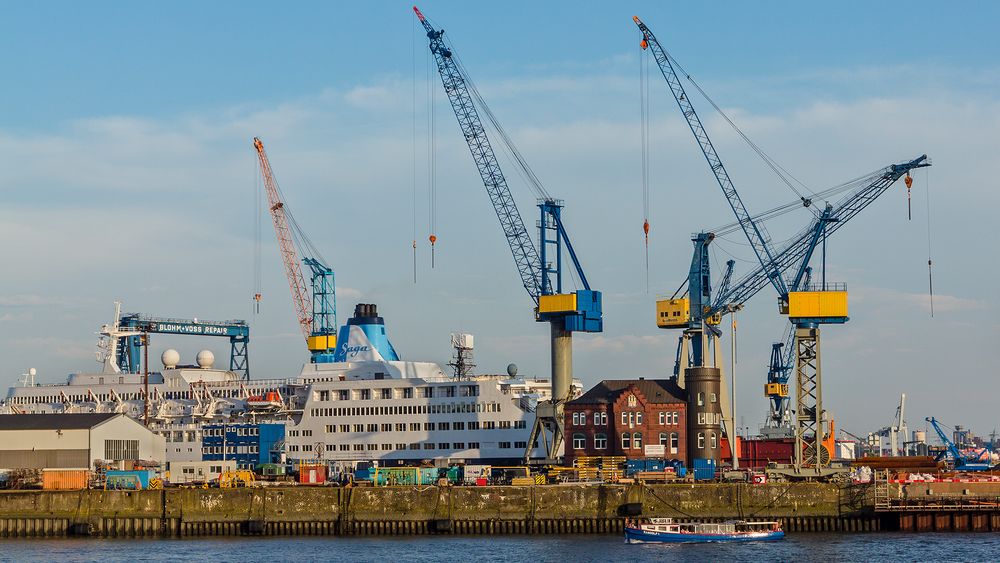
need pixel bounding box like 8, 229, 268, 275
0, 1, 998, 439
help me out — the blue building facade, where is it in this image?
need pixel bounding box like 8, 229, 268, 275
202, 423, 285, 469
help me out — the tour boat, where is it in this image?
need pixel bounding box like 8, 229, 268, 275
625, 517, 784, 543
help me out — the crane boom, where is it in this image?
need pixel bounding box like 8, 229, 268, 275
711, 156, 929, 316
635, 15, 787, 298
253, 137, 312, 341
415, 6, 542, 301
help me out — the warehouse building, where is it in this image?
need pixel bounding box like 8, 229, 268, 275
0, 413, 165, 470
563, 379, 687, 465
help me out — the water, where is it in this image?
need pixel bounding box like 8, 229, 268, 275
0, 533, 995, 562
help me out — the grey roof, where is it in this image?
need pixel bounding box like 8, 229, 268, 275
570, 379, 686, 406
0, 413, 120, 431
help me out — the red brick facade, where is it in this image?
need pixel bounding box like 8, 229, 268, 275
563, 380, 686, 465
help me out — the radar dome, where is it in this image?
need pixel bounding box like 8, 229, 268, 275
161, 349, 180, 369
506, 363, 518, 377
196, 350, 215, 369
28, 368, 36, 377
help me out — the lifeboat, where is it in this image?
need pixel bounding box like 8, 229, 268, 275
245, 390, 283, 412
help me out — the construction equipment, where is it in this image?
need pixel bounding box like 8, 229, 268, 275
870, 394, 908, 457
253, 137, 338, 363
636, 15, 929, 476
925, 417, 993, 472
415, 7, 602, 464
217, 470, 258, 488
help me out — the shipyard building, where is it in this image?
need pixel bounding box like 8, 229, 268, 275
562, 379, 687, 465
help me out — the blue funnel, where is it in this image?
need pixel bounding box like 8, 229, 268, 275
333, 304, 400, 362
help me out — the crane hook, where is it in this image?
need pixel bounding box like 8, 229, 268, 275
905, 173, 913, 221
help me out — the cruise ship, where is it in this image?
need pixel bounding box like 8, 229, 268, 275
3, 303, 578, 466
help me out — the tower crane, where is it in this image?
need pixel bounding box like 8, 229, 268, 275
253, 137, 338, 363
636, 15, 929, 475
415, 7, 602, 463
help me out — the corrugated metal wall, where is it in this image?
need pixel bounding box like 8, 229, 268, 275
0, 450, 89, 469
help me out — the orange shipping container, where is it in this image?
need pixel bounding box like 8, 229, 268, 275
298, 465, 327, 485
42, 469, 89, 490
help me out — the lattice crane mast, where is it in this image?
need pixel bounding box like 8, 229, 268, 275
636, 15, 929, 475
253, 137, 337, 362
415, 7, 602, 464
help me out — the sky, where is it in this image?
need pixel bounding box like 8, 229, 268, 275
0, 1, 997, 441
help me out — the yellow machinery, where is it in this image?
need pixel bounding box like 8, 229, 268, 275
657, 298, 723, 329
537, 293, 576, 314
785, 291, 849, 319
218, 470, 258, 488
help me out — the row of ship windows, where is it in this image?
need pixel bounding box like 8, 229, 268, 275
288, 420, 527, 437
203, 427, 259, 437
308, 402, 500, 418
10, 388, 289, 405
285, 441, 530, 453
314, 385, 480, 402
571, 432, 681, 451
203, 445, 259, 455
569, 411, 682, 427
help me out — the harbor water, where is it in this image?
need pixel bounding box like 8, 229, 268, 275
0, 533, 997, 562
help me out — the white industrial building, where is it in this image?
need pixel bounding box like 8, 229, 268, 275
0, 413, 165, 470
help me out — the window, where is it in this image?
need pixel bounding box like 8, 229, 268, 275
381, 423, 392, 431
697, 432, 705, 449
409, 443, 420, 450
410, 423, 421, 431
468, 422, 480, 430
354, 444, 364, 451
338, 390, 349, 401
499, 420, 511, 429
421, 387, 433, 398
658, 412, 665, 425
515, 420, 526, 429
454, 422, 465, 430
636, 412, 643, 425
710, 392, 717, 403
594, 412, 601, 426
629, 412, 634, 426
659, 432, 668, 446
670, 433, 679, 454
403, 388, 413, 399
423, 443, 435, 450
673, 411, 680, 425
360, 389, 371, 400
438, 443, 450, 450
572, 412, 580, 426
633, 432, 643, 449
104, 439, 139, 461
621, 432, 631, 449
325, 425, 335, 433
468, 442, 480, 449
483, 421, 496, 430
621, 412, 628, 425
697, 412, 705, 425
498, 442, 512, 449
367, 444, 378, 451
594, 433, 607, 450
380, 388, 392, 399
340, 424, 350, 433
710, 432, 718, 449
514, 441, 527, 449
697, 392, 704, 406
396, 443, 407, 450
424, 423, 436, 431
572, 433, 586, 450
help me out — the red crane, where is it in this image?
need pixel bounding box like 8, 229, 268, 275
253, 137, 312, 342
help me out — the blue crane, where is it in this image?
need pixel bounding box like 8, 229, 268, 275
415, 7, 601, 462
925, 417, 993, 472
636, 15, 929, 473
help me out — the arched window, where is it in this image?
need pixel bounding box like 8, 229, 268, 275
594, 433, 607, 450
670, 432, 679, 454
633, 432, 643, 449
621, 432, 631, 449
697, 392, 704, 406
697, 432, 705, 449
572, 433, 586, 450
710, 432, 718, 449
659, 432, 668, 446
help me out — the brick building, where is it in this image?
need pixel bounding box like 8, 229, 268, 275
562, 379, 687, 465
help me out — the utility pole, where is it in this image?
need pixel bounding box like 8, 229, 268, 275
142, 332, 150, 427
731, 312, 738, 469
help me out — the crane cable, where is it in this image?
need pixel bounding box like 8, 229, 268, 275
660, 49, 819, 207
253, 153, 263, 314
427, 48, 438, 267
412, 19, 418, 283
925, 168, 934, 317
640, 43, 651, 293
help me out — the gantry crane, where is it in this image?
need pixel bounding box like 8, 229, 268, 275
636, 15, 929, 474
253, 137, 338, 362
415, 7, 602, 463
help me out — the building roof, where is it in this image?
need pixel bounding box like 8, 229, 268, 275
0, 413, 121, 431
570, 379, 686, 406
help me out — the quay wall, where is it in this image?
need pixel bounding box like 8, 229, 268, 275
0, 482, 898, 538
